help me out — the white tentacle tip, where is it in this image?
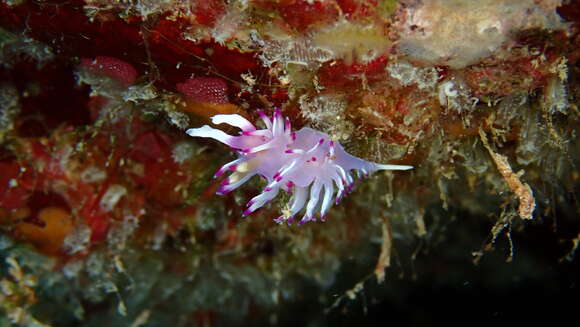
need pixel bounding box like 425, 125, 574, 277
186, 125, 213, 137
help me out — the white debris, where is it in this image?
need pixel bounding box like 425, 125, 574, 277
387, 61, 439, 89
63, 224, 92, 254
100, 184, 127, 212
172, 142, 195, 164
80, 167, 107, 183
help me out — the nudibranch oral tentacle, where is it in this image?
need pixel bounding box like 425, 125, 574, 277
186, 111, 413, 225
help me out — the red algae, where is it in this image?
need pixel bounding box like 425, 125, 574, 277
147, 17, 206, 61
318, 55, 389, 88
192, 0, 226, 26
337, 0, 379, 20
253, 0, 340, 33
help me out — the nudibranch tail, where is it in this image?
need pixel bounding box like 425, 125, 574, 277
375, 163, 414, 171
186, 111, 413, 226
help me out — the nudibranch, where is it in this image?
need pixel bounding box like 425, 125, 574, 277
186, 110, 412, 225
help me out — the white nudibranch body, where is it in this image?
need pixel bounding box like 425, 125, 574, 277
186, 110, 412, 225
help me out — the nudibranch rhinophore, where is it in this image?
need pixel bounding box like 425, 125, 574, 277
186, 110, 412, 225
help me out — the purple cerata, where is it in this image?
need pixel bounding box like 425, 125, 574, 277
186, 110, 413, 225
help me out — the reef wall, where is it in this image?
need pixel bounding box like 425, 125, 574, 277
0, 0, 578, 325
